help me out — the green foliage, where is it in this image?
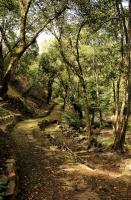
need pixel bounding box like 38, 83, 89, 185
0, 180, 4, 200
63, 111, 81, 129
0, 0, 129, 127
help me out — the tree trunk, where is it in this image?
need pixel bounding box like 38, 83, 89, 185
99, 110, 103, 128
62, 90, 68, 110
62, 96, 66, 110
91, 109, 95, 125
47, 79, 54, 104
0, 40, 9, 98
112, 80, 120, 135
56, 21, 97, 149
0, 44, 25, 98
113, 129, 126, 151
112, 0, 131, 151
0, 72, 11, 98
112, 91, 128, 151
79, 76, 96, 149
0, 42, 3, 89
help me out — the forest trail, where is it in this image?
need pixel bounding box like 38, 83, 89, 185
1, 1, 131, 200
10, 104, 131, 200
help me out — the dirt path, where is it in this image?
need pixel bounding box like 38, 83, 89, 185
13, 131, 71, 200
11, 104, 71, 200
9, 104, 131, 200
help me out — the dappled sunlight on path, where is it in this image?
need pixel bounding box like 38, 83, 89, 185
10, 104, 131, 200
59, 163, 121, 178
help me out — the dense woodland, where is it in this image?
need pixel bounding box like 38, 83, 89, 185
0, 0, 131, 200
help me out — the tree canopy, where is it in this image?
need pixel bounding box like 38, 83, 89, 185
0, 0, 131, 151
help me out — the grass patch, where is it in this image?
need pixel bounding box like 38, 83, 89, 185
127, 144, 131, 149
102, 139, 114, 146
127, 125, 131, 132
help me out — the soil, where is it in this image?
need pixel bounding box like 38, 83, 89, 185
0, 104, 131, 200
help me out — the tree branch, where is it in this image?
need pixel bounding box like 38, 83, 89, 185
76, 20, 87, 76
19, 0, 32, 45
93, 17, 118, 33
25, 5, 68, 49
115, 0, 128, 43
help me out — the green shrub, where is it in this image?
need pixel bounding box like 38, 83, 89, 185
103, 120, 112, 128
63, 111, 81, 129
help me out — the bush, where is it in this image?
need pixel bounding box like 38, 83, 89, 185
103, 120, 112, 128
63, 111, 81, 130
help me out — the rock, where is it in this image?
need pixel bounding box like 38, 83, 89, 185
1, 159, 17, 199
6, 163, 15, 176
6, 159, 15, 164
8, 172, 16, 180
5, 159, 16, 180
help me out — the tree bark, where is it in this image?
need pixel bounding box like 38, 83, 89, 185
112, 0, 131, 151
112, 88, 128, 150
94, 66, 103, 127
0, 40, 4, 97
112, 79, 120, 136
47, 79, 54, 104
0, 40, 10, 98
79, 76, 94, 148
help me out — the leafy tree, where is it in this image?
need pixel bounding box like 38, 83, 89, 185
39, 51, 59, 104
0, 0, 68, 97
